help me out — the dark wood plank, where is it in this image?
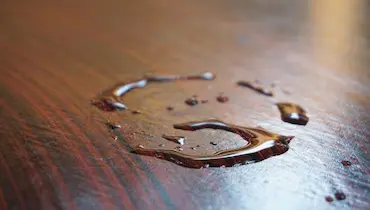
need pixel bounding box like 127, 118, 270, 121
0, 0, 369, 209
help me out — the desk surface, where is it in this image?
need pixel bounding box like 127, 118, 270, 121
0, 0, 369, 209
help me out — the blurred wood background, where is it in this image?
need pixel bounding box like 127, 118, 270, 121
0, 0, 369, 209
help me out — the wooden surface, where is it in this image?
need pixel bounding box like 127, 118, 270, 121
0, 0, 369, 209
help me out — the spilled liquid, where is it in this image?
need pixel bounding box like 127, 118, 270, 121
237, 81, 274, 96
92, 72, 215, 111
162, 134, 185, 145
276, 103, 309, 125
132, 120, 294, 168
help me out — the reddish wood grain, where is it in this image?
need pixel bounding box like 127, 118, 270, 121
0, 0, 369, 210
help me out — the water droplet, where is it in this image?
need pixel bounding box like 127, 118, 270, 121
341, 160, 351, 166
325, 196, 333, 202
175, 146, 183, 151
201, 100, 209, 104
197, 72, 215, 80
216, 94, 229, 103
210, 141, 217, 146
132, 110, 142, 114
93, 72, 215, 111
238, 81, 274, 96
132, 120, 294, 168
334, 192, 346, 200
276, 103, 309, 125
92, 99, 127, 112
166, 106, 174, 111
185, 97, 198, 106
105, 122, 122, 130
237, 81, 274, 96
162, 135, 185, 145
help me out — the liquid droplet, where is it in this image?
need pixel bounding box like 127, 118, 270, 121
166, 106, 174, 111
132, 119, 294, 168
105, 122, 122, 130
216, 94, 229, 103
185, 97, 198, 106
91, 99, 127, 112
325, 196, 334, 202
237, 81, 274, 96
132, 110, 142, 114
175, 146, 183, 151
210, 141, 218, 146
334, 192, 346, 200
201, 100, 209, 104
147, 72, 215, 82
276, 103, 309, 125
341, 160, 351, 166
162, 134, 185, 145
92, 72, 215, 111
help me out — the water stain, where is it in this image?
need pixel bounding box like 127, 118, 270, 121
92, 72, 215, 111
237, 81, 274, 96
276, 103, 309, 125
162, 134, 185, 145
132, 120, 294, 168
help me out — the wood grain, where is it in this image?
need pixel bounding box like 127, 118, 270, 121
0, 0, 369, 209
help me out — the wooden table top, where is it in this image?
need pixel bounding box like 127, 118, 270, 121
0, 0, 369, 209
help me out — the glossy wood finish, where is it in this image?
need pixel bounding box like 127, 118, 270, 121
0, 0, 369, 209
